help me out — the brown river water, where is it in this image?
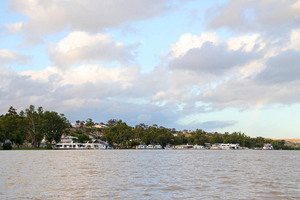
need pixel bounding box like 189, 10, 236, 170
0, 150, 299, 199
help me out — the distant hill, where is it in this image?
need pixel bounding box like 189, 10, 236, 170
281, 139, 300, 147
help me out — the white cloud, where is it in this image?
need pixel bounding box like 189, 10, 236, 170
170, 32, 219, 58
255, 50, 300, 84
160, 28, 300, 114
7, 0, 171, 43
0, 49, 30, 65
289, 29, 300, 50
169, 41, 259, 75
178, 119, 238, 131
48, 31, 136, 66
208, 0, 300, 33
2, 0, 300, 133
227, 34, 265, 52
14, 30, 297, 127
21, 64, 140, 90
5, 22, 23, 33
0, 63, 180, 128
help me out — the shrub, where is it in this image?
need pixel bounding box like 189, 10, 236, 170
3, 142, 12, 150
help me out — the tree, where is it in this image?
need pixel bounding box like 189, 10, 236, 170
0, 106, 26, 145
107, 119, 117, 126
134, 124, 145, 141
254, 137, 265, 148
0, 124, 5, 143
8, 106, 17, 115
25, 105, 46, 147
78, 134, 90, 143
11, 130, 24, 148
104, 120, 133, 147
44, 111, 68, 144
85, 118, 94, 127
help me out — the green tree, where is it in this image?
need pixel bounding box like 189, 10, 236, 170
11, 130, 24, 148
78, 134, 90, 143
0, 106, 28, 146
85, 118, 94, 127
107, 119, 117, 126
104, 120, 133, 147
1, 106, 19, 141
25, 105, 46, 147
44, 111, 68, 144
0, 125, 5, 143
254, 137, 265, 148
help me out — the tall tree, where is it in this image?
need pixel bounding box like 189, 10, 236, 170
107, 119, 117, 126
104, 120, 133, 147
44, 111, 68, 144
0, 106, 19, 141
25, 105, 46, 147
85, 118, 94, 127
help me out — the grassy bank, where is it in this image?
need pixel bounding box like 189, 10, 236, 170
0, 147, 51, 150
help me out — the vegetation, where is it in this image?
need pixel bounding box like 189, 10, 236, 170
2, 142, 12, 150
1, 105, 300, 150
101, 120, 300, 150
0, 105, 68, 149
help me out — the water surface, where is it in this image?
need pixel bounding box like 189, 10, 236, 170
0, 150, 299, 199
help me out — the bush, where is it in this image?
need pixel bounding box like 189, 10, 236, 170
3, 142, 12, 150
46, 144, 53, 149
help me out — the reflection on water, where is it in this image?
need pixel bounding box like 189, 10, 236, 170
0, 150, 300, 199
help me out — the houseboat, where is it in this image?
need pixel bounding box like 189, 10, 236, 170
164, 144, 173, 150
136, 143, 147, 149
263, 143, 274, 150
136, 143, 162, 149
193, 145, 205, 150
53, 142, 111, 150
173, 144, 194, 149
220, 143, 240, 150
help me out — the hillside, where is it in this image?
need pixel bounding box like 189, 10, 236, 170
282, 139, 300, 147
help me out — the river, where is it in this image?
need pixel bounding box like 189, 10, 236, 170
0, 150, 299, 199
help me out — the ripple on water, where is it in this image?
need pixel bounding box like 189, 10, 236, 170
0, 150, 300, 199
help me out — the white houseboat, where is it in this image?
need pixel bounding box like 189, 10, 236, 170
164, 144, 173, 150
136, 143, 162, 149
263, 143, 274, 150
193, 145, 205, 150
220, 143, 240, 150
53, 142, 111, 150
173, 144, 194, 149
136, 143, 147, 149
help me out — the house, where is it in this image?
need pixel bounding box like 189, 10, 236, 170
93, 124, 108, 129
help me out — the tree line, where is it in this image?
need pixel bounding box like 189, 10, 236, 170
102, 120, 296, 150
0, 105, 67, 148
1, 106, 298, 150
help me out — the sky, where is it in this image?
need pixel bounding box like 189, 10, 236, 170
1, 0, 300, 139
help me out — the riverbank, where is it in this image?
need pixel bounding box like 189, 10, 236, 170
0, 147, 50, 150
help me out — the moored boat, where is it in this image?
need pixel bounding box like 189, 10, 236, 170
263, 143, 273, 150
53, 142, 111, 150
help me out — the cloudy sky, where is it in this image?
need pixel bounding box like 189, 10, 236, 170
1, 0, 300, 138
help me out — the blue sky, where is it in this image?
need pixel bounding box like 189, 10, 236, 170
1, 0, 300, 139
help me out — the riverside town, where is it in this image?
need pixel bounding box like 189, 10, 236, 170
1, 105, 299, 150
